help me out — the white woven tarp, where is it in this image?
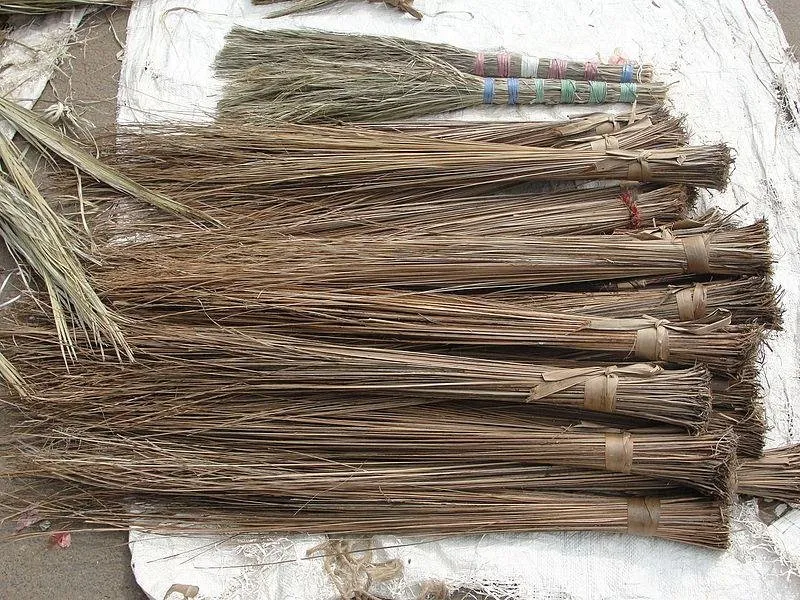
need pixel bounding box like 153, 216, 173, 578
120, 1, 800, 598
0, 9, 86, 139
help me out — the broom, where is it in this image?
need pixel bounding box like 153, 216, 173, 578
254, 0, 423, 20
0, 477, 728, 548
218, 64, 668, 122
92, 184, 690, 239
3, 323, 713, 432
737, 445, 800, 503
95, 285, 762, 377
493, 277, 782, 328
6, 408, 737, 498
103, 123, 731, 196
0, 0, 129, 13
359, 106, 681, 147
96, 125, 731, 211
217, 27, 654, 83
93, 222, 771, 295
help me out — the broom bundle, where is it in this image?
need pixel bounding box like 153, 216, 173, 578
0, 477, 727, 548
193, 184, 690, 236
88, 182, 689, 237
495, 277, 781, 328
94, 284, 761, 377
7, 405, 737, 498
0, 0, 129, 13
361, 106, 683, 148
218, 67, 667, 122
218, 36, 667, 122
254, 0, 423, 20
100, 123, 731, 207
737, 444, 800, 503
93, 222, 771, 298
3, 323, 713, 432
216, 28, 654, 83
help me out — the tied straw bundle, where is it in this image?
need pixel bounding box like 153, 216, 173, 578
494, 277, 782, 329
218, 65, 667, 123
217, 27, 654, 83
737, 445, 800, 502
215, 32, 666, 122
92, 125, 731, 220
4, 402, 738, 498
93, 222, 770, 296
0, 0, 129, 13
3, 322, 713, 432
0, 478, 727, 548
367, 111, 688, 150
97, 283, 762, 377
98, 184, 690, 238
254, 0, 422, 19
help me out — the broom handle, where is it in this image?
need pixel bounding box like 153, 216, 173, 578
470, 53, 652, 83
481, 78, 659, 105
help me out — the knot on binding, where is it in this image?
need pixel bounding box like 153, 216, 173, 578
675, 282, 708, 321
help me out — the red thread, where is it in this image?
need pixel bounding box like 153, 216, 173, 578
548, 58, 567, 79
497, 52, 510, 77
474, 52, 485, 76
620, 190, 642, 229
584, 61, 599, 80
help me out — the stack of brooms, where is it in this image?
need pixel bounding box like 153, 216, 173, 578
1, 26, 798, 556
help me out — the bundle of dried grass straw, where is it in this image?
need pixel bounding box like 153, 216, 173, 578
0, 0, 129, 13
0, 27, 794, 556
254, 0, 423, 20
214, 28, 667, 122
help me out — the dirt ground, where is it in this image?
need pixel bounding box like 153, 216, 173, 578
0, 2, 798, 599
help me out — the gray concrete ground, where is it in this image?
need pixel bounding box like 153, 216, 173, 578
0, 2, 799, 599
0, 8, 146, 600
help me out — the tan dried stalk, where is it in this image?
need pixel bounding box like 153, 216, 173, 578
217, 27, 653, 82
6, 322, 712, 432
737, 445, 800, 502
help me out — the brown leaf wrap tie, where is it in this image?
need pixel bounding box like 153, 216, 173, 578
531, 364, 662, 413
590, 135, 621, 151
605, 432, 634, 473
627, 152, 652, 181
675, 283, 707, 321
634, 318, 670, 361
682, 235, 711, 274
586, 311, 731, 362
627, 497, 661, 536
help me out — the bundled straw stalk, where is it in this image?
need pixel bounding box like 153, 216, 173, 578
95, 284, 762, 376
94, 184, 690, 239
6, 404, 737, 498
103, 123, 731, 198
369, 114, 688, 151
495, 277, 782, 328
217, 27, 654, 82
218, 65, 667, 122
4, 323, 713, 432
0, 0, 129, 12
94, 222, 771, 297
737, 445, 800, 502
1, 480, 727, 548
360, 106, 682, 147
254, 0, 422, 20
